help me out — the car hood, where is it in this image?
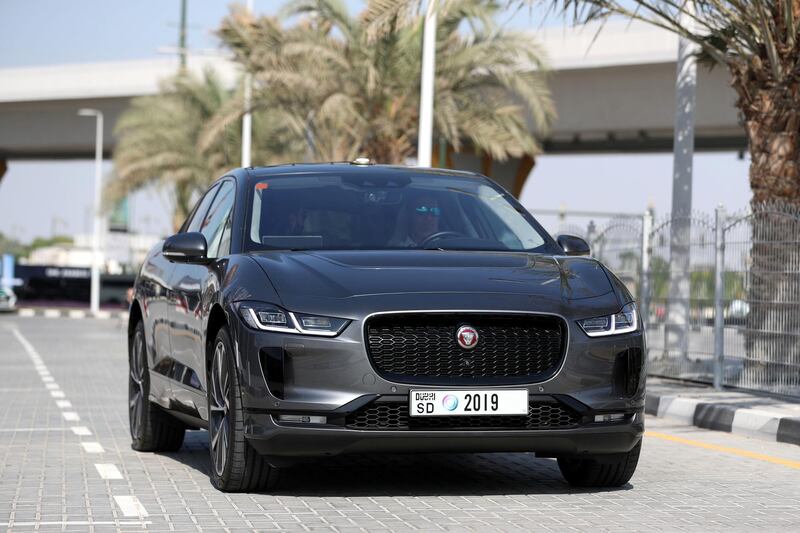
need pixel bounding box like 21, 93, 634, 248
248, 250, 617, 312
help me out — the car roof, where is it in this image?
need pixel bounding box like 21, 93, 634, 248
244, 163, 484, 181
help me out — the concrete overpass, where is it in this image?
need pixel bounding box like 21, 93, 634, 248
0, 20, 745, 193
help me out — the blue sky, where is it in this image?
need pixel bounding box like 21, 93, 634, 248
0, 1, 751, 243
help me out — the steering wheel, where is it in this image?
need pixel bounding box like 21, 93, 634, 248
419, 231, 465, 248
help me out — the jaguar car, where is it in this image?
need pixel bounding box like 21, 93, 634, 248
128, 161, 645, 492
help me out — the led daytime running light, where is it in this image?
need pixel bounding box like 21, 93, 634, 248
579, 303, 638, 337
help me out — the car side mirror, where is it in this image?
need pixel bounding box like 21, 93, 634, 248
556, 234, 591, 256
163, 232, 208, 263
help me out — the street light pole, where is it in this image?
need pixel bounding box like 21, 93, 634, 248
78, 108, 104, 316
666, 5, 698, 360
241, 0, 254, 168
417, 0, 437, 167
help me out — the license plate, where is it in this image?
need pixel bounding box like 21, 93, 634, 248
409, 389, 528, 417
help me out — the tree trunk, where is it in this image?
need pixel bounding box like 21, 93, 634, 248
735, 78, 800, 394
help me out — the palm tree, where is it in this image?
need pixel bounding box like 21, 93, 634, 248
109, 69, 304, 230
213, 0, 555, 165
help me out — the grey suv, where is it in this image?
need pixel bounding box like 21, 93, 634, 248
128, 163, 645, 492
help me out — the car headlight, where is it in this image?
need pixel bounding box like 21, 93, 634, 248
578, 303, 638, 337
237, 302, 349, 337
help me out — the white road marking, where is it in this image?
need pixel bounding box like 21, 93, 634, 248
41, 376, 55, 383
68, 310, 86, 319
0, 521, 151, 527
95, 463, 123, 480
82, 442, 104, 453
10, 326, 41, 362
62, 411, 80, 422
0, 427, 73, 433
43, 309, 61, 318
45, 383, 59, 390
71, 426, 92, 436
17, 308, 35, 317
50, 390, 65, 398
114, 496, 149, 517
55, 400, 72, 409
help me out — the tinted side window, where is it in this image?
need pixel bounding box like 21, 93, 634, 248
201, 180, 236, 259
185, 184, 220, 234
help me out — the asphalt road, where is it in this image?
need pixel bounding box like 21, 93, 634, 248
1, 315, 799, 532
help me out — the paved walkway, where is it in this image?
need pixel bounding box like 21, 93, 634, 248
1, 316, 799, 532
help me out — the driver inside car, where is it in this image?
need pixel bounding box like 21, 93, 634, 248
392, 194, 442, 247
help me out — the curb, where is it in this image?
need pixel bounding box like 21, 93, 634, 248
15, 308, 129, 321
647, 391, 800, 446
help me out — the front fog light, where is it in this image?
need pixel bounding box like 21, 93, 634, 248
594, 413, 627, 423
278, 415, 327, 424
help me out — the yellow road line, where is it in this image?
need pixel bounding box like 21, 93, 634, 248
646, 430, 800, 470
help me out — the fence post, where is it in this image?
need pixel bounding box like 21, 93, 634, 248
713, 205, 726, 390
640, 211, 652, 328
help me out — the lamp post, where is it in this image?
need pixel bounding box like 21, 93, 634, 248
241, 0, 254, 167
78, 108, 104, 316
416, 0, 437, 167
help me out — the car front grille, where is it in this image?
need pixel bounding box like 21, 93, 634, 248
365, 313, 566, 383
345, 400, 581, 431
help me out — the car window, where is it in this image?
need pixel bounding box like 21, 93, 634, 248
185, 184, 220, 234
247, 173, 552, 253
201, 180, 236, 259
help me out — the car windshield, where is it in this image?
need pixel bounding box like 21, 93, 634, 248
247, 172, 554, 253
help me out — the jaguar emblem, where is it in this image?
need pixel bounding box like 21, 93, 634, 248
456, 325, 479, 350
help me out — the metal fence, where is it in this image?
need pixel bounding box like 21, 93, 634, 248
582, 202, 800, 398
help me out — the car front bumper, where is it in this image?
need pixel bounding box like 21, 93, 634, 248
244, 412, 644, 459
228, 303, 646, 459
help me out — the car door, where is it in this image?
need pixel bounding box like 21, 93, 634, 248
168, 179, 236, 416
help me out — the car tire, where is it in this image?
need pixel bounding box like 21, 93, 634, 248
557, 441, 641, 488
129, 320, 186, 452
208, 326, 280, 492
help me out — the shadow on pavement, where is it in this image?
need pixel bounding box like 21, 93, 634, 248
161, 430, 634, 497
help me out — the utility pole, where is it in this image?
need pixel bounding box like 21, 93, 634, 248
179, 0, 188, 71
77, 109, 104, 316
241, 0, 254, 168
417, 0, 437, 167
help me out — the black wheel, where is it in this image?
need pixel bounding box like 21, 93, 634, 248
208, 326, 279, 492
557, 441, 641, 488
129, 320, 185, 452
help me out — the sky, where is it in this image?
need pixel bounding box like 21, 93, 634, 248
0, 0, 751, 244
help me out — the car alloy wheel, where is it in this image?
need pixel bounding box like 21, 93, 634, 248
209, 340, 232, 477
128, 328, 146, 438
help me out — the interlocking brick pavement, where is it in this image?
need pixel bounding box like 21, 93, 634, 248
1, 316, 799, 532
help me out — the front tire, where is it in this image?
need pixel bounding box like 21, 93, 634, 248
129, 320, 185, 452
208, 326, 279, 492
557, 441, 641, 488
